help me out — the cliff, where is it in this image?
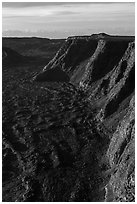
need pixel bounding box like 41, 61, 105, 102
34, 33, 135, 202
105, 95, 135, 202
35, 34, 134, 123
3, 34, 135, 202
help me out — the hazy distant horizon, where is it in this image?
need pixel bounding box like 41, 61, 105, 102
2, 32, 135, 40
2, 2, 135, 38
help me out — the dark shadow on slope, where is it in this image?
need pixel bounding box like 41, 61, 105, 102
91, 41, 129, 82
35, 66, 70, 82
115, 61, 127, 83
63, 39, 98, 74
104, 65, 135, 118
2, 47, 24, 65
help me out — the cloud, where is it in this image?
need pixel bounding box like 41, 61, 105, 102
2, 2, 98, 9
2, 2, 135, 38
2, 4, 80, 18
2, 2, 67, 8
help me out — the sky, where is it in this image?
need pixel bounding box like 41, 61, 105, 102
2, 2, 135, 38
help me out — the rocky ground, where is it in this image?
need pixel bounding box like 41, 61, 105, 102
2, 34, 135, 202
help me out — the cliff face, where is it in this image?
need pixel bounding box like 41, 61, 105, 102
35, 34, 134, 124
106, 95, 135, 202
34, 34, 135, 202
3, 34, 135, 202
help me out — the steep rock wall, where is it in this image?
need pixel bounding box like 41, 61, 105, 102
105, 95, 135, 202
4, 34, 134, 202
35, 34, 134, 122
34, 34, 135, 202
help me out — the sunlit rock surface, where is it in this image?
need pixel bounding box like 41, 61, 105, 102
3, 34, 135, 201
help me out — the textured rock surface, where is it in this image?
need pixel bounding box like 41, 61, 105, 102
2, 83, 110, 201
36, 34, 135, 129
105, 95, 135, 202
3, 34, 135, 202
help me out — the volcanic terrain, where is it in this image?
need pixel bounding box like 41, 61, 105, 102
2, 34, 135, 202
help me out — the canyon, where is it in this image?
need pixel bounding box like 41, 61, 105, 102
2, 33, 135, 201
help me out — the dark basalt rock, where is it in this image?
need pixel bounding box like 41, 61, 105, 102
2, 83, 109, 202
105, 96, 135, 202
2, 47, 23, 64
3, 34, 135, 202
35, 66, 70, 82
